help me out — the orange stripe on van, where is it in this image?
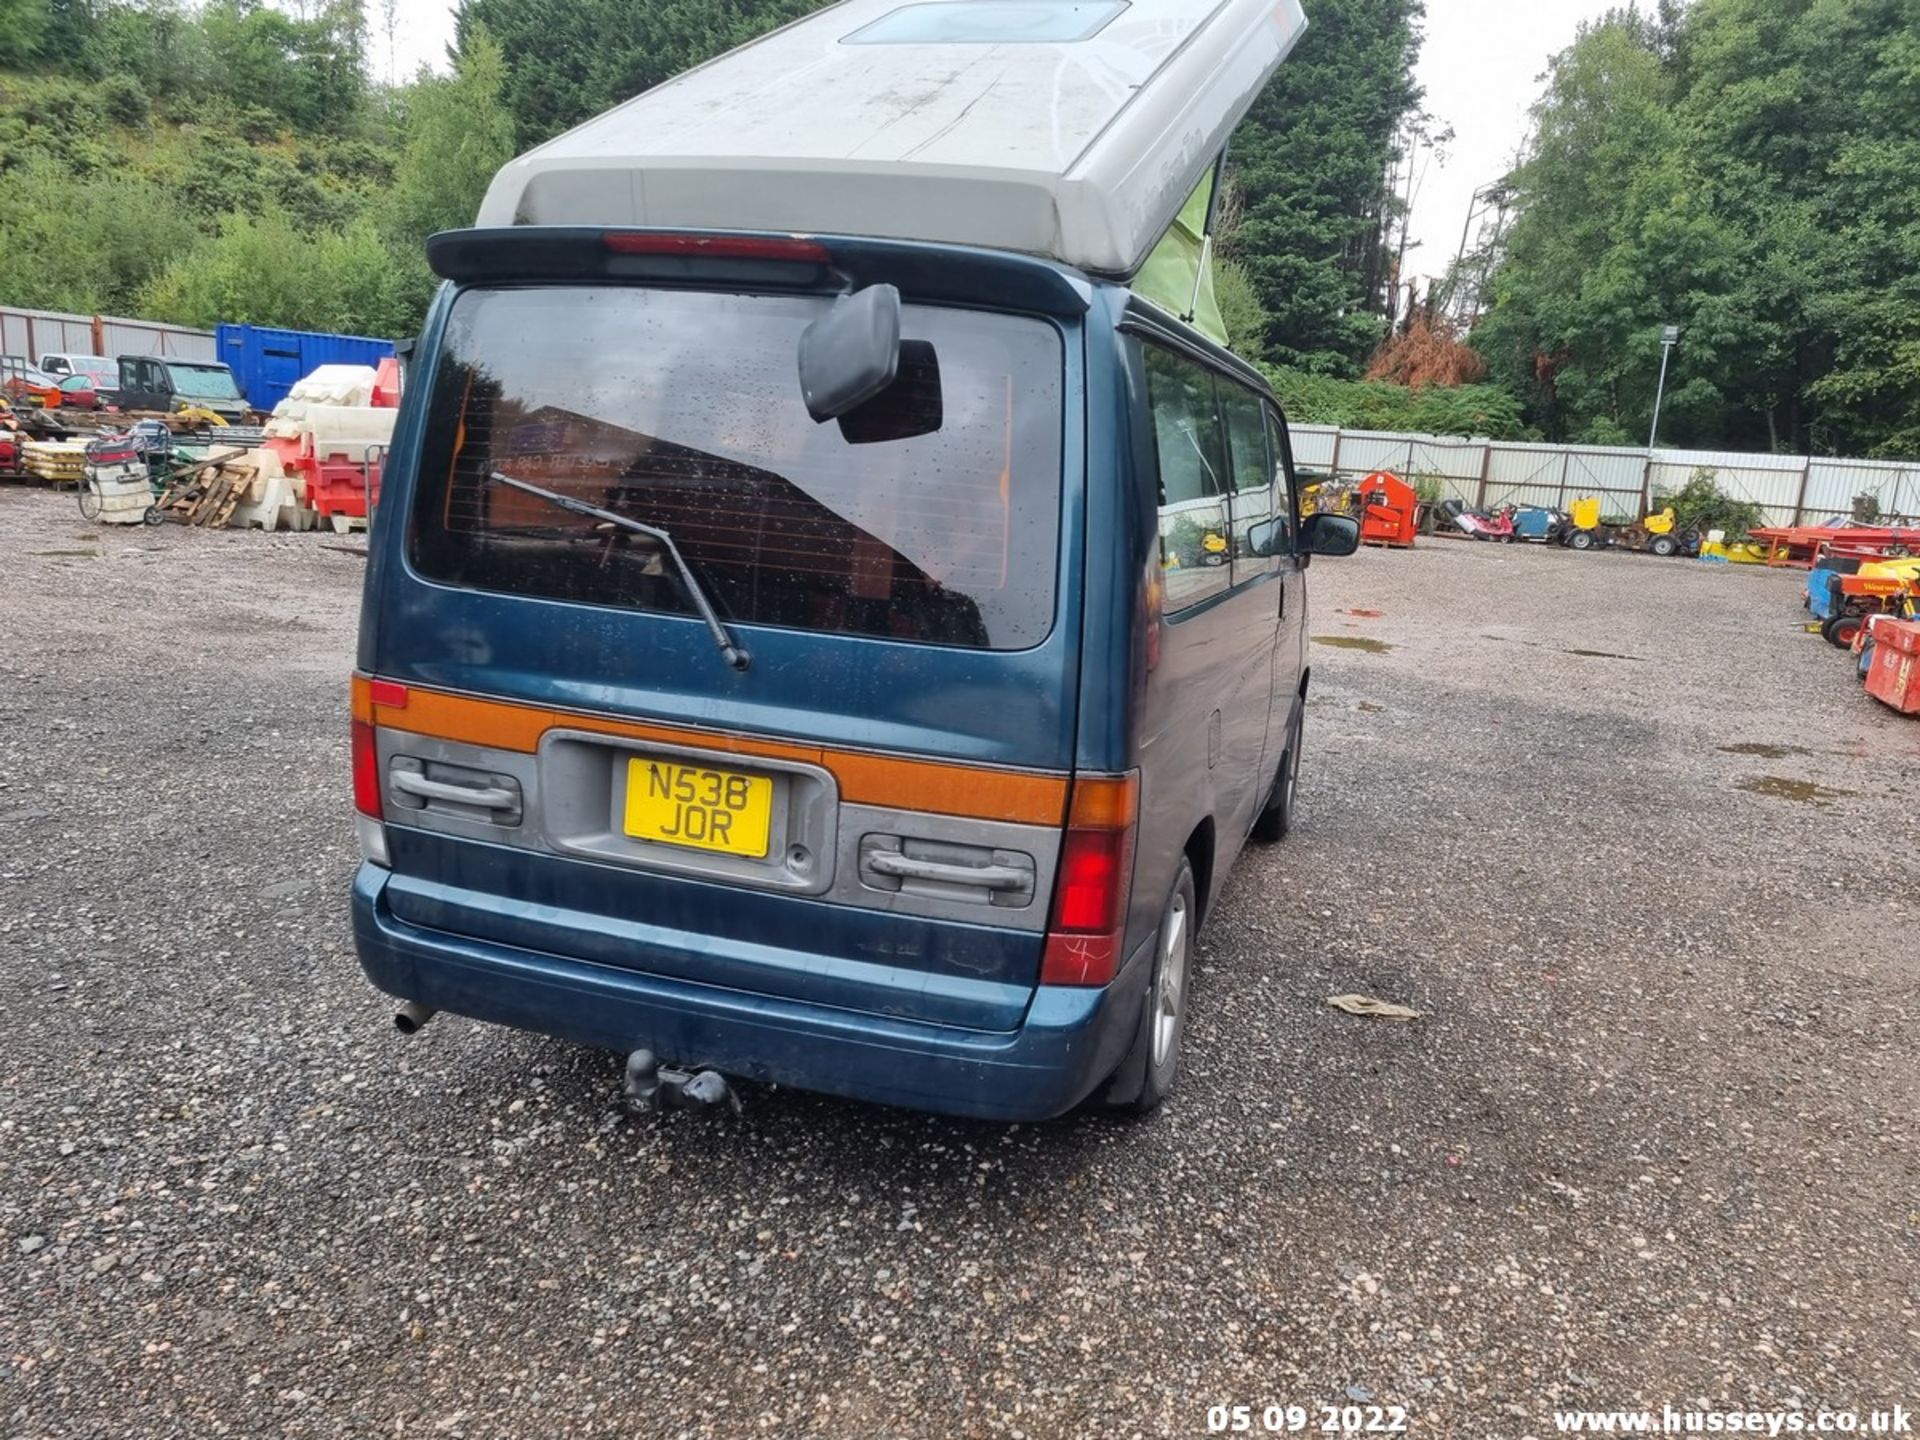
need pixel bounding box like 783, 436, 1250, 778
350, 676, 1067, 826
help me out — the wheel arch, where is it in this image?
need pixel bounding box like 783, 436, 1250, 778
1183, 817, 1216, 926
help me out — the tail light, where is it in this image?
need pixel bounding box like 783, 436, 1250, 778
351, 676, 409, 866
1041, 773, 1139, 987
351, 719, 382, 819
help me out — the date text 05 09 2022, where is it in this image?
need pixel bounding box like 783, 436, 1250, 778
1208, 1403, 1410, 1434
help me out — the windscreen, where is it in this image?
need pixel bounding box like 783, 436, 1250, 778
409, 287, 1064, 651
172, 364, 241, 401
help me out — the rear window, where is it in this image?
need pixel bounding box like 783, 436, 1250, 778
410, 287, 1064, 651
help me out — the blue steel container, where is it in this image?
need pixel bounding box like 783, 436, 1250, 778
216, 323, 395, 411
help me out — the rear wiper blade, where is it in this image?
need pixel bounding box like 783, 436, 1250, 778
488, 471, 750, 672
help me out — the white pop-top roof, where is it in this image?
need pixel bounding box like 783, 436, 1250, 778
475, 0, 1308, 278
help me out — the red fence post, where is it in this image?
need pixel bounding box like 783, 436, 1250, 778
91, 315, 106, 355
1475, 443, 1493, 509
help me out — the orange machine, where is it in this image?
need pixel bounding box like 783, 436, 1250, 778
1357, 471, 1418, 549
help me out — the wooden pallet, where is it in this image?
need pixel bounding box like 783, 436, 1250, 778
153, 449, 257, 528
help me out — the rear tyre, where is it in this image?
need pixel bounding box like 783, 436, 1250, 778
1567, 529, 1596, 552
1651, 534, 1678, 558
1102, 859, 1196, 1116
1823, 612, 1863, 650
1250, 708, 1302, 844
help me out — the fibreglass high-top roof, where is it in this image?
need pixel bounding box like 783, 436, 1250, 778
473, 0, 1308, 278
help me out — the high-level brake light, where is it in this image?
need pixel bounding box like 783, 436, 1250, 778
602, 232, 832, 263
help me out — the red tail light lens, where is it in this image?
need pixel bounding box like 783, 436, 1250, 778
1041, 774, 1138, 987
603, 232, 832, 262
352, 719, 382, 819
1053, 828, 1129, 931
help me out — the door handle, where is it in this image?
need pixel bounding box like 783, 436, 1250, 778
863, 852, 1033, 892
390, 770, 518, 810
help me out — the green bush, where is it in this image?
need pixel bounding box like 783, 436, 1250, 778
0, 155, 197, 312
143, 211, 421, 339
1655, 470, 1765, 540
98, 73, 149, 128
1214, 259, 1270, 364
1259, 365, 1531, 440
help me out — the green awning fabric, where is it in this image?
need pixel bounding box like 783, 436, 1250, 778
1134, 167, 1227, 346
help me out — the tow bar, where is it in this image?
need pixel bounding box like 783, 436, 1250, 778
623, 1049, 742, 1117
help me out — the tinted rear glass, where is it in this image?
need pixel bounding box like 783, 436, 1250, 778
409, 287, 1064, 651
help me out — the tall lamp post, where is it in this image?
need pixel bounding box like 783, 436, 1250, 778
1647, 324, 1680, 450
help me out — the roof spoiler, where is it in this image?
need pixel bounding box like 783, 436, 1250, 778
425, 228, 1094, 316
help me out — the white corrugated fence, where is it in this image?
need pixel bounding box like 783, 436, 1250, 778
1287, 425, 1920, 529
0, 305, 217, 364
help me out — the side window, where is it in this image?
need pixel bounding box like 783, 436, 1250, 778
1221, 384, 1274, 586
1143, 344, 1231, 612
1264, 406, 1299, 551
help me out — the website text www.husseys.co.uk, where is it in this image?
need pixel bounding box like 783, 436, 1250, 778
1552, 1406, 1911, 1435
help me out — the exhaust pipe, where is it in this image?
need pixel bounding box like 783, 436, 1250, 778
393, 1001, 437, 1035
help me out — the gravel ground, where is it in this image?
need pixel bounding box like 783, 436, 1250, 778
2, 486, 1916, 1440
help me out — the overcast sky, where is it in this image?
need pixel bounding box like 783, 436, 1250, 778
1404, 0, 1620, 282
369, 0, 1619, 282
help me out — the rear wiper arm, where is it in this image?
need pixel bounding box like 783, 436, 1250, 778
488, 471, 750, 672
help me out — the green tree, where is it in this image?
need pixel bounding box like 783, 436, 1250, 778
193, 0, 367, 135
386, 25, 515, 246
453, 0, 829, 145
0, 0, 49, 63
1226, 0, 1426, 373
1475, 0, 1920, 457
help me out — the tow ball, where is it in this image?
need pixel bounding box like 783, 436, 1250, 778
623, 1049, 742, 1117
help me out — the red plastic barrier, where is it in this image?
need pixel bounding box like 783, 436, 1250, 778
371, 357, 401, 410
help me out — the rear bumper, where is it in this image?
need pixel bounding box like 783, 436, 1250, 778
351, 863, 1149, 1121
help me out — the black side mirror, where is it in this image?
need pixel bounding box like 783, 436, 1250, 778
1301, 512, 1361, 558
798, 284, 902, 422
1247, 518, 1280, 558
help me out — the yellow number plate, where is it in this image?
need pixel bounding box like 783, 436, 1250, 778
623, 758, 774, 858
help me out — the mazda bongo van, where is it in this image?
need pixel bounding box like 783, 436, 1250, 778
348, 0, 1359, 1119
